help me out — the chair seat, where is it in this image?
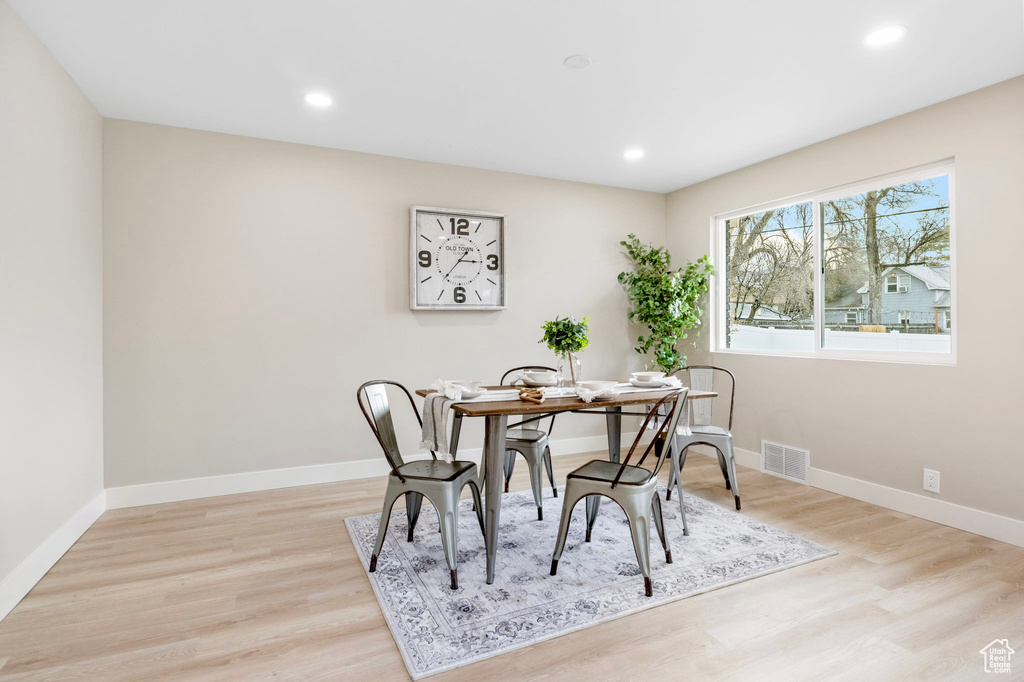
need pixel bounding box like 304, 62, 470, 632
678, 424, 731, 438
506, 428, 547, 443
567, 459, 653, 486
395, 459, 476, 481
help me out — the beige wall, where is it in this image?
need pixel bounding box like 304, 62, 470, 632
0, 1, 104, 580
102, 120, 665, 487
666, 76, 1024, 521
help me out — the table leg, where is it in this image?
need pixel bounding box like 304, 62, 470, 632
450, 413, 463, 457
586, 406, 622, 532
483, 414, 507, 584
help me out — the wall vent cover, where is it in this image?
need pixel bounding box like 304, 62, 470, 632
761, 440, 809, 484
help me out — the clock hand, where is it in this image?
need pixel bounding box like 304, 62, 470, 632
443, 252, 469, 280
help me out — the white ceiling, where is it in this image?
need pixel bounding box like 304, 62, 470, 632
10, 0, 1024, 192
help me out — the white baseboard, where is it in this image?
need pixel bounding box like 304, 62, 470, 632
106, 432, 632, 510
698, 447, 1023, 547
808, 467, 1024, 548
0, 491, 106, 622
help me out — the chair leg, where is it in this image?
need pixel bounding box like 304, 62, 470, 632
624, 502, 654, 597
527, 449, 545, 521
666, 460, 677, 501
467, 479, 485, 537
651, 493, 672, 564
666, 441, 688, 501
405, 492, 423, 542
585, 495, 599, 542
716, 449, 730, 489
369, 482, 403, 572
666, 438, 680, 501
503, 450, 516, 493
550, 486, 588, 576
434, 493, 460, 590
669, 446, 689, 535
543, 445, 557, 497
723, 439, 741, 510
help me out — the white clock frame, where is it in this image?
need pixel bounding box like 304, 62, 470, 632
409, 206, 507, 311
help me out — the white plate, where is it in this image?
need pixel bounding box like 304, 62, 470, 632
522, 378, 558, 387
630, 378, 668, 388
461, 389, 486, 400
591, 391, 621, 402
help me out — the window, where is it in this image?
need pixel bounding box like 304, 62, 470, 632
715, 162, 954, 362
723, 202, 814, 353
886, 274, 911, 293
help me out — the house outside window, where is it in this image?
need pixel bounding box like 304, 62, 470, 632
715, 161, 954, 363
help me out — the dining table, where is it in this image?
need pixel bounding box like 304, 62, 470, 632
414, 384, 718, 584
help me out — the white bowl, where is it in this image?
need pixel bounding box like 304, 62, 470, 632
631, 371, 666, 382
577, 380, 617, 393
452, 380, 483, 391
523, 370, 556, 383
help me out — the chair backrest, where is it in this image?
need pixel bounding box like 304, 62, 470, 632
670, 365, 735, 430
612, 389, 688, 487
357, 380, 431, 481
501, 365, 558, 433
500, 365, 557, 385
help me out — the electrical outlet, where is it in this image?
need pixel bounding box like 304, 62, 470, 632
923, 468, 940, 493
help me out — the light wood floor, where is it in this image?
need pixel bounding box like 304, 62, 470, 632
1, 453, 1022, 681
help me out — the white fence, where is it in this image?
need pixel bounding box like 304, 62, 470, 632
729, 325, 951, 354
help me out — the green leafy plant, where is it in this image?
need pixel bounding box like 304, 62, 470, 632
539, 316, 590, 384
617, 234, 715, 373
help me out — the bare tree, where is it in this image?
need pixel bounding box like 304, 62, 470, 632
824, 182, 939, 324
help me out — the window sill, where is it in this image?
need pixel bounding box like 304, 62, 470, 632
711, 346, 957, 367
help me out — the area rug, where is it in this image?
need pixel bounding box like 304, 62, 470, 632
345, 487, 834, 679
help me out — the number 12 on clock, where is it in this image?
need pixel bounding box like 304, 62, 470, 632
410, 207, 506, 310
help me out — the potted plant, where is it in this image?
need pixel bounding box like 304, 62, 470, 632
539, 316, 590, 386
617, 234, 715, 373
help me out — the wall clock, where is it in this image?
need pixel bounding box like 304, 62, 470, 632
410, 206, 506, 310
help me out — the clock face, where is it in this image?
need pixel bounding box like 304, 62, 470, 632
411, 208, 505, 310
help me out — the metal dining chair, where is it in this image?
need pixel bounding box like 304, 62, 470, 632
357, 380, 484, 590
665, 365, 741, 511
499, 365, 559, 520
550, 389, 687, 597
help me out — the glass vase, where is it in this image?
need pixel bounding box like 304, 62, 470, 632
557, 353, 583, 389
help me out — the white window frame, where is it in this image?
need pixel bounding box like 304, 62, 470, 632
710, 159, 956, 365
887, 274, 911, 293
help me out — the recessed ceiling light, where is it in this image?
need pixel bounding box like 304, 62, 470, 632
623, 148, 644, 161
863, 25, 907, 47
304, 92, 333, 108
563, 54, 592, 69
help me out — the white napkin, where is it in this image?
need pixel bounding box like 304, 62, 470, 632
419, 379, 463, 462
576, 385, 617, 403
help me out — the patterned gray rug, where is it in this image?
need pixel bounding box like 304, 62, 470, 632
346, 486, 834, 679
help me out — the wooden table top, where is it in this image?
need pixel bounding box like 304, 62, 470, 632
414, 385, 717, 417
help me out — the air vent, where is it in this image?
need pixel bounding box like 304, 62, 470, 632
761, 440, 809, 483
